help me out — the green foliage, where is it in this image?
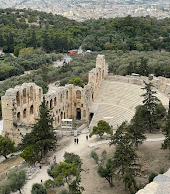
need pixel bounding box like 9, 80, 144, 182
159, 168, 164, 174
20, 145, 36, 162
51, 162, 77, 185
44, 179, 55, 189
31, 183, 47, 194
89, 120, 112, 138
140, 81, 165, 132
98, 158, 114, 187
162, 114, 170, 151
90, 150, 99, 164
101, 150, 107, 162
19, 97, 57, 160
0, 180, 11, 194
47, 163, 58, 180
148, 172, 158, 183
60, 190, 69, 194
123, 171, 138, 193
68, 77, 84, 87
0, 135, 15, 159
7, 167, 27, 193
64, 152, 82, 167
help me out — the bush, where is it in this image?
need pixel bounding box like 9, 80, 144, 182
159, 168, 164, 174
148, 172, 158, 183
90, 150, 99, 164
60, 189, 69, 194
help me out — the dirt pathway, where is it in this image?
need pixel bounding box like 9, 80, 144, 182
23, 132, 92, 194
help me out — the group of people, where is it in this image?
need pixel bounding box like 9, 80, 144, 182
74, 137, 79, 144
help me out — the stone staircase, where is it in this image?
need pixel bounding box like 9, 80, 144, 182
90, 80, 169, 129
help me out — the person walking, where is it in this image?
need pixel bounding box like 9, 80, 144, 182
74, 138, 77, 144
77, 138, 79, 144
86, 135, 88, 140
41, 179, 43, 185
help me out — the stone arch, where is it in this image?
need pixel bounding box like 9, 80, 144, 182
54, 97, 57, 106
23, 109, 26, 118
16, 91, 20, 106
30, 105, 33, 114
66, 91, 68, 100
76, 90, 81, 99
64, 112, 66, 119
60, 94, 63, 103
96, 72, 98, 82
58, 116, 60, 123
39, 89, 41, 100
17, 112, 20, 120
76, 108, 81, 120
50, 99, 53, 108
23, 88, 26, 104
92, 93, 94, 101
30, 86, 33, 101
61, 112, 63, 120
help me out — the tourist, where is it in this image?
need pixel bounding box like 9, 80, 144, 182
86, 135, 88, 140
41, 179, 43, 185
74, 138, 77, 144
77, 138, 79, 144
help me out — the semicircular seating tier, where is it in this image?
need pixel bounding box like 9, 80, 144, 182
89, 80, 169, 129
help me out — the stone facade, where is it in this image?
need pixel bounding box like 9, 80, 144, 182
1, 55, 108, 144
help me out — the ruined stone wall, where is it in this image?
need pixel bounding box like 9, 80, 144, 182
1, 83, 43, 144
1, 55, 107, 144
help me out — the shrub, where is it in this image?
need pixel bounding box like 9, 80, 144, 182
159, 168, 164, 174
148, 172, 158, 183
90, 150, 99, 164
60, 189, 69, 194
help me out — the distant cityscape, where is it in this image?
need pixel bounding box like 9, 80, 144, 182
1, 0, 170, 21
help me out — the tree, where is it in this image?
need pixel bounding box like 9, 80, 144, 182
98, 158, 114, 187
51, 162, 77, 186
20, 97, 57, 160
127, 113, 146, 147
141, 81, 163, 133
162, 114, 170, 151
68, 170, 85, 194
64, 152, 82, 167
0, 180, 11, 194
20, 145, 36, 162
31, 183, 47, 194
89, 120, 113, 138
7, 168, 26, 194
112, 139, 140, 178
68, 77, 84, 88
0, 135, 15, 159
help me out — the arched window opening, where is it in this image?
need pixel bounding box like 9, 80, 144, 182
39, 89, 41, 100
30, 86, 33, 101
76, 108, 81, 120
54, 97, 57, 106
96, 73, 98, 82
30, 105, 33, 114
17, 112, 20, 120
58, 116, 60, 123
76, 90, 81, 99
16, 91, 20, 106
60, 94, 63, 103
66, 91, 68, 100
23, 88, 26, 104
92, 93, 94, 100
50, 99, 53, 108
55, 118, 57, 125
102, 70, 104, 79
23, 109, 26, 118
61, 112, 63, 120
64, 112, 66, 119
